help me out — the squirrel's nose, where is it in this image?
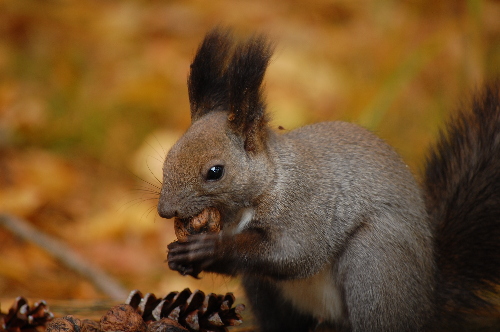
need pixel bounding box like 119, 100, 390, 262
157, 200, 178, 219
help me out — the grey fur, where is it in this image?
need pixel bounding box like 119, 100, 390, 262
160, 113, 434, 331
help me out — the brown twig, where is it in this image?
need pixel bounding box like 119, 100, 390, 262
0, 213, 128, 300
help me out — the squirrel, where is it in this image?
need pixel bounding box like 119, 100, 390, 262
157, 28, 500, 332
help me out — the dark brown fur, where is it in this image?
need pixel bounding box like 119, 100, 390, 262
424, 82, 500, 327
188, 28, 272, 152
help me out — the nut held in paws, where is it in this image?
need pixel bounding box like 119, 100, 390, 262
174, 207, 221, 242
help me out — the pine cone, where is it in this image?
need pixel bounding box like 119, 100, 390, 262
126, 289, 245, 332
147, 319, 187, 332
1, 297, 54, 332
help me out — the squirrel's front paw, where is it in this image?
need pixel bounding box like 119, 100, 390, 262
167, 257, 202, 278
167, 234, 219, 278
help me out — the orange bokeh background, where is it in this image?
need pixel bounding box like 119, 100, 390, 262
0, 0, 499, 302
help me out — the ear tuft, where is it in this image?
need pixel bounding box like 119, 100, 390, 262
188, 28, 233, 122
227, 33, 274, 151
187, 28, 274, 152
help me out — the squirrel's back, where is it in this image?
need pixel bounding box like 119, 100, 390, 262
281, 120, 427, 225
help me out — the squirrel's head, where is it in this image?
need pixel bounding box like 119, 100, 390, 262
157, 28, 274, 221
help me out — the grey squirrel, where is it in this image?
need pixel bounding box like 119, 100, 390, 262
157, 28, 500, 331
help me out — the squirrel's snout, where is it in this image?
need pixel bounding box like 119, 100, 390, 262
157, 200, 178, 219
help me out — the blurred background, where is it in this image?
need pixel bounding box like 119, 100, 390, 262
0, 0, 499, 303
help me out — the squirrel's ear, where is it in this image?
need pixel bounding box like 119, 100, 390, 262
188, 29, 274, 152
227, 33, 274, 152
188, 28, 233, 122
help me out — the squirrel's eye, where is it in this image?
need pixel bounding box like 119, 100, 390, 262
206, 165, 224, 181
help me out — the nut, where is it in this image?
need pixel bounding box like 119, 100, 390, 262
100, 304, 146, 332
46, 316, 82, 332
81, 319, 101, 332
174, 207, 221, 242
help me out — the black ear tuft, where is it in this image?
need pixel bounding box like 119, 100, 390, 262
188, 28, 233, 122
187, 28, 274, 152
227, 33, 274, 151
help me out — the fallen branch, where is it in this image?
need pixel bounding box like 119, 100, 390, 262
0, 213, 128, 300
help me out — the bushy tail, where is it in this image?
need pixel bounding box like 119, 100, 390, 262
423, 82, 500, 322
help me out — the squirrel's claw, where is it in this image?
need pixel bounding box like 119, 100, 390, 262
167, 234, 219, 278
